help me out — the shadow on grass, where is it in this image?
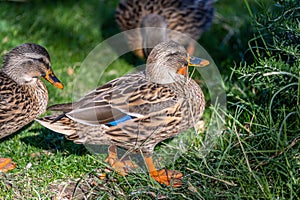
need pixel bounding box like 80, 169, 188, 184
21, 128, 88, 156
0, 123, 34, 143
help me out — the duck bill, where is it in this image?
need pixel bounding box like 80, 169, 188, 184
43, 69, 64, 89
188, 54, 210, 67
177, 55, 210, 76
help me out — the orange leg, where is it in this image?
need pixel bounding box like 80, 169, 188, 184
105, 145, 138, 176
144, 156, 183, 187
0, 158, 16, 172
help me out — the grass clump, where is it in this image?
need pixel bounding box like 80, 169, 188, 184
222, 1, 299, 198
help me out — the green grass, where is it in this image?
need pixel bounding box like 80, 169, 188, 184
0, 0, 299, 199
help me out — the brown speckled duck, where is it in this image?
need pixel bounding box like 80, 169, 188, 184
36, 41, 209, 187
116, 0, 215, 58
0, 43, 63, 172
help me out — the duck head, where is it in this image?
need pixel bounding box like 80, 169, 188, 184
2, 43, 63, 89
146, 40, 209, 84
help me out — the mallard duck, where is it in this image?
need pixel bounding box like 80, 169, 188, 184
0, 43, 63, 171
116, 0, 215, 58
36, 41, 209, 187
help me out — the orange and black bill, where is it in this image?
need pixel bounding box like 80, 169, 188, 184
188, 54, 210, 67
43, 69, 64, 89
177, 54, 210, 76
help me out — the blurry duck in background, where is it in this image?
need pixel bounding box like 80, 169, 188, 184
116, 0, 215, 58
0, 43, 63, 172
37, 41, 209, 187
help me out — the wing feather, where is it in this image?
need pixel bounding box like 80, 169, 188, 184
50, 71, 177, 126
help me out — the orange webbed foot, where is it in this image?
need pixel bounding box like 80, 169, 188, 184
150, 168, 183, 187
144, 156, 183, 187
0, 158, 16, 172
105, 145, 138, 176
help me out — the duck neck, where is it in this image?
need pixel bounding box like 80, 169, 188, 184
1, 66, 48, 116
146, 63, 181, 84
2, 60, 36, 86
28, 79, 49, 116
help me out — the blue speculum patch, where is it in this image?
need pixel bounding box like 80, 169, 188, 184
107, 115, 133, 126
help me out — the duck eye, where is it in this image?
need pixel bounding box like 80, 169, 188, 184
40, 71, 46, 77
184, 61, 188, 67
38, 57, 44, 63
27, 60, 34, 65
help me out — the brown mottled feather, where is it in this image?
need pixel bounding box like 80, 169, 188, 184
0, 43, 63, 139
36, 41, 206, 156
0, 72, 48, 137
116, 0, 215, 58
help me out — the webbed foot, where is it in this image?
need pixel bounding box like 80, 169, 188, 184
105, 145, 138, 176
144, 156, 183, 187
